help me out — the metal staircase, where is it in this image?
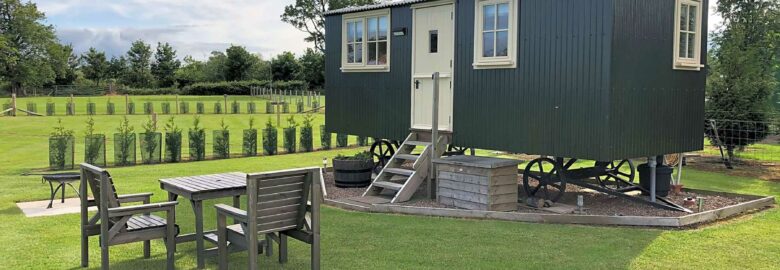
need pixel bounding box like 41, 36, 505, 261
363, 131, 449, 203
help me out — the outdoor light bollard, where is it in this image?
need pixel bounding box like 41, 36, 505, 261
576, 195, 584, 214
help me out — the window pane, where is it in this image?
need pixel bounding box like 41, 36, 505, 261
378, 16, 388, 41
687, 32, 696, 59
688, 6, 697, 32
378, 42, 388, 65
368, 42, 377, 65
482, 32, 495, 57
497, 3, 510, 30
368, 17, 377, 41
483, 4, 496, 31
430, 30, 439, 53
496, 30, 508, 56
347, 22, 355, 42
355, 43, 363, 63
680, 5, 688, 31
347, 44, 355, 63
355, 22, 363, 42
679, 33, 687, 58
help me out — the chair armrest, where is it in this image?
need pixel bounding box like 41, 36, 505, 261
108, 201, 178, 218
215, 204, 247, 223
117, 192, 154, 203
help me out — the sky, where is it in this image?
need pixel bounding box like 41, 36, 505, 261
33, 0, 724, 60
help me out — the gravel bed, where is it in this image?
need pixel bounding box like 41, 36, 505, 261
324, 172, 755, 217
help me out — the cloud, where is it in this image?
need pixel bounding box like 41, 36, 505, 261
34, 0, 310, 59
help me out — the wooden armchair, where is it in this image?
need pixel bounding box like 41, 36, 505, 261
79, 163, 178, 270
215, 167, 321, 270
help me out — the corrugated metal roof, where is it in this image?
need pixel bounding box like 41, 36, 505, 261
323, 0, 430, 16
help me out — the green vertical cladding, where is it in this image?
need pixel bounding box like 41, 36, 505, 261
325, 0, 707, 161
607, 0, 708, 160
324, 7, 413, 142
453, 0, 614, 160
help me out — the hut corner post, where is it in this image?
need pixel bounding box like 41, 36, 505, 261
430, 72, 440, 200
648, 156, 657, 202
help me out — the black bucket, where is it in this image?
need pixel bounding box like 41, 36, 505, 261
638, 163, 672, 197
333, 159, 374, 188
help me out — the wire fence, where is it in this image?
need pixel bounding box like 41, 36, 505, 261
701, 112, 780, 167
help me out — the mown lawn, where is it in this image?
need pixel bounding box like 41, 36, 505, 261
0, 112, 779, 269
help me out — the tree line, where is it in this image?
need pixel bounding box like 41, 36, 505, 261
0, 0, 325, 95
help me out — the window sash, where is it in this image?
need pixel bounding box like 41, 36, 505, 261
343, 12, 390, 70
475, 0, 515, 68
674, 0, 701, 69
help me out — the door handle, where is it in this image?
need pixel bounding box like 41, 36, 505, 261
415, 80, 420, 90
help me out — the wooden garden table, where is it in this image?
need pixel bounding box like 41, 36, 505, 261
159, 172, 247, 269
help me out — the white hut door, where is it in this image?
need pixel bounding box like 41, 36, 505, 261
411, 3, 454, 131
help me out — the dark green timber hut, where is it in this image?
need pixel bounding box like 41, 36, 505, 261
324, 0, 708, 162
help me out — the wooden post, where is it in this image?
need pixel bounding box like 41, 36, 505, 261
175, 95, 180, 114
125, 95, 129, 115
69, 94, 74, 116
430, 72, 440, 200
152, 113, 158, 130
223, 94, 228, 115
11, 93, 17, 117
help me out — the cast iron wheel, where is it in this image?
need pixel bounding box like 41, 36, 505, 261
370, 140, 396, 174
445, 145, 469, 156
594, 159, 635, 190
523, 157, 566, 202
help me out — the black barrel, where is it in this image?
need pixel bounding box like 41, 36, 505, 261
333, 159, 374, 188
638, 163, 672, 197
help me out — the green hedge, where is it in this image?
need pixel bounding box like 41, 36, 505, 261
181, 80, 307, 95
320, 125, 331, 150
337, 134, 348, 147
118, 87, 180, 95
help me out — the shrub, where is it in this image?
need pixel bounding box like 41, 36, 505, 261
84, 118, 106, 167
247, 102, 256, 114
337, 134, 348, 147
282, 102, 290, 113
86, 101, 96, 115
26, 102, 37, 116
189, 116, 206, 161
262, 118, 277, 155
143, 102, 154, 114
231, 101, 240, 114
296, 101, 304, 113
179, 101, 190, 114
49, 119, 75, 170
300, 114, 314, 152
284, 115, 297, 153
114, 116, 136, 166
164, 117, 182, 163
213, 119, 230, 159
66, 102, 75, 115
214, 102, 223, 114
106, 101, 115, 115
161, 102, 171, 114
140, 117, 162, 164
243, 117, 258, 157
46, 102, 55, 116
127, 102, 136, 114
320, 125, 331, 150
266, 102, 274, 113
312, 100, 320, 112
196, 102, 205, 114
181, 80, 307, 95
357, 136, 368, 146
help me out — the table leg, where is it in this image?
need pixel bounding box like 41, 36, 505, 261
47, 181, 55, 209
192, 199, 205, 269
168, 192, 178, 253
233, 195, 240, 224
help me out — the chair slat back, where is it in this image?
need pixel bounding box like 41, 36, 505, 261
80, 163, 120, 210
247, 168, 317, 234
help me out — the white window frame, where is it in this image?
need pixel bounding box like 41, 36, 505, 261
341, 9, 391, 72
473, 0, 517, 69
673, 0, 703, 71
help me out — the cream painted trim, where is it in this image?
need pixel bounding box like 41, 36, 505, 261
473, 0, 517, 69
341, 9, 391, 73
672, 0, 703, 71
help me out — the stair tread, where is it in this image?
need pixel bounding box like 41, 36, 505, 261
395, 154, 419, 160
373, 181, 404, 190
405, 141, 431, 146
384, 168, 414, 176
